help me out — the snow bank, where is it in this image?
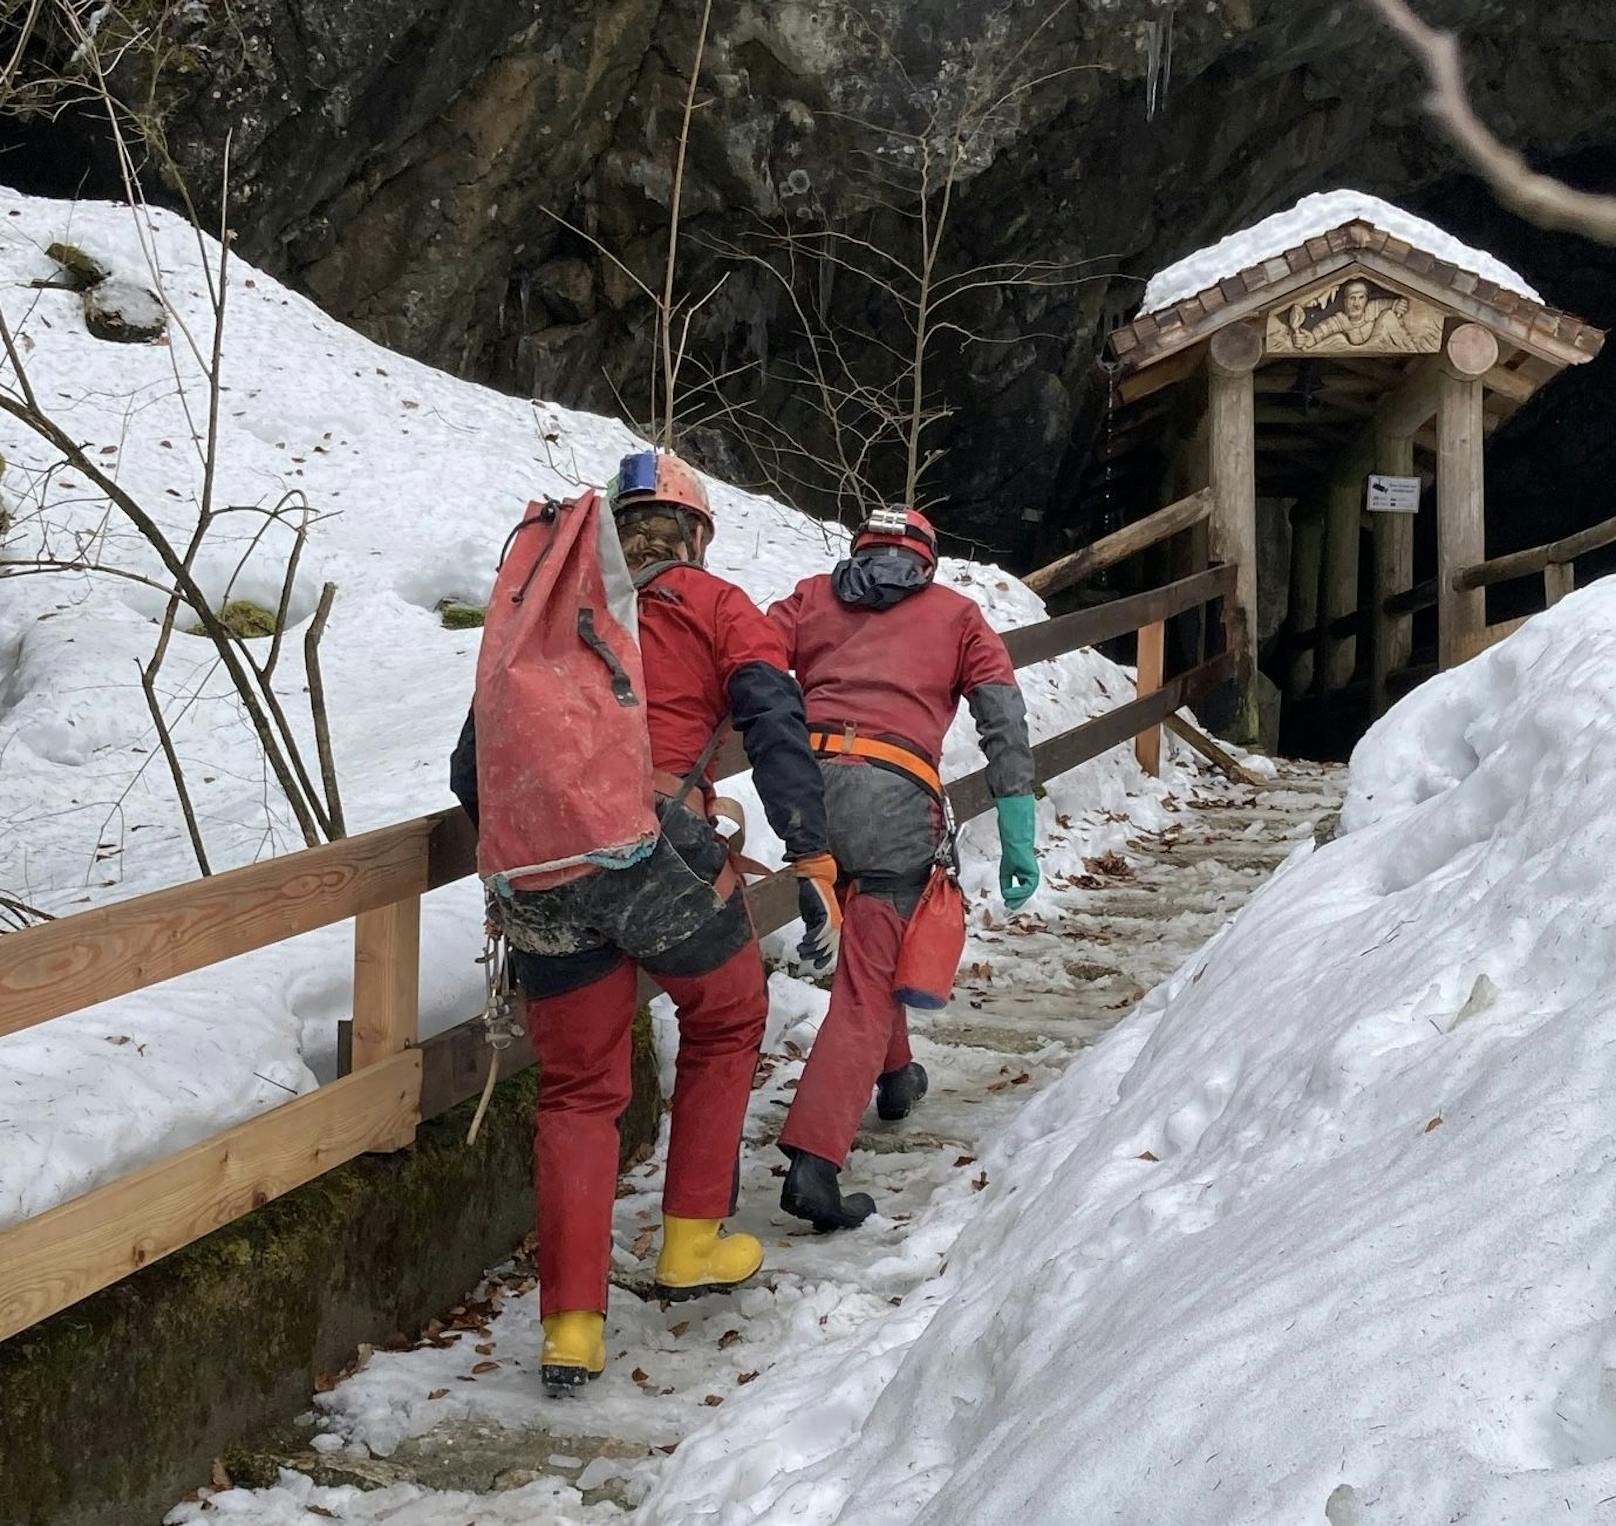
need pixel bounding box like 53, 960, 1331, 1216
641, 582, 1616, 1524
0, 186, 1193, 1229
1141, 188, 1543, 313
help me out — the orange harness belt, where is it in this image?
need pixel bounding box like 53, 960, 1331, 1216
808, 729, 944, 799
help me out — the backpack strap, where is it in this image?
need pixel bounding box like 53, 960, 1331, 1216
633, 558, 684, 591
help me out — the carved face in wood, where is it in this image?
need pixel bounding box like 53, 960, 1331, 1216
1265, 275, 1444, 356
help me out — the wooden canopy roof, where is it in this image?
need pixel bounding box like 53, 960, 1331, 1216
1112, 216, 1604, 385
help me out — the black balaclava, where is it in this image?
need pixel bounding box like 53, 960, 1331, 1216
831, 546, 933, 610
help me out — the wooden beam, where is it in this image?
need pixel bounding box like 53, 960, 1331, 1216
1452, 510, 1616, 591
0, 1052, 422, 1343
1134, 621, 1165, 776
1118, 341, 1208, 405
1384, 578, 1437, 618
1482, 362, 1539, 403
1209, 323, 1261, 743
1162, 714, 1266, 787
0, 818, 434, 1039
1022, 488, 1215, 599
350, 897, 422, 1149
1371, 430, 1417, 719
1438, 366, 1487, 668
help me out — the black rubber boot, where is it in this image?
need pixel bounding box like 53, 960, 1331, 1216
780, 1148, 876, 1233
876, 1061, 929, 1122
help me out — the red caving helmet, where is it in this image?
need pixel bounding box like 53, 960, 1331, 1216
851, 505, 938, 572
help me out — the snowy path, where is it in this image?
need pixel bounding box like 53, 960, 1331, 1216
174, 759, 1346, 1525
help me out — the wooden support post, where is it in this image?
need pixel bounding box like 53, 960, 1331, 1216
1371, 430, 1416, 717
1208, 322, 1262, 742
1320, 469, 1361, 693
1287, 508, 1323, 699
1544, 561, 1575, 606
1134, 620, 1165, 776
352, 895, 422, 1149
1437, 324, 1497, 669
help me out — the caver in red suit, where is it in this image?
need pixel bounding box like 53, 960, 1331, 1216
767, 506, 1038, 1230
450, 451, 840, 1394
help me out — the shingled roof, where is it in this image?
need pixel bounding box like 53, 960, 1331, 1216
1112, 217, 1604, 379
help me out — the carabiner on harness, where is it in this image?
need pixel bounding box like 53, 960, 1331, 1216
465, 928, 525, 1146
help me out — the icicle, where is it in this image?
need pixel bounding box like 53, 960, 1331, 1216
518, 270, 532, 333
1145, 3, 1175, 122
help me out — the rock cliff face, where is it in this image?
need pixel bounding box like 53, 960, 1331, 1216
22, 0, 1616, 559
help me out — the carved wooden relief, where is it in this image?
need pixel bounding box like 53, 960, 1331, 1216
1265, 276, 1444, 356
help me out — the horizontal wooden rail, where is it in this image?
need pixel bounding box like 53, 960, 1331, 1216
1004, 564, 1233, 667
1384, 578, 1437, 619
1452, 510, 1616, 592
0, 1051, 421, 1344
1023, 488, 1215, 599
0, 817, 436, 1040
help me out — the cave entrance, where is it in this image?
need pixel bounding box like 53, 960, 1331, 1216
1088, 197, 1604, 761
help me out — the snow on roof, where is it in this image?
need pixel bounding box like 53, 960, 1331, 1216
1141, 189, 1543, 314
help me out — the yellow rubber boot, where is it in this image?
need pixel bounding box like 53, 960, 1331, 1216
654, 1216, 765, 1300
540, 1311, 605, 1397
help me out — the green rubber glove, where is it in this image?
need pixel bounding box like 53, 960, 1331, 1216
994, 794, 1040, 910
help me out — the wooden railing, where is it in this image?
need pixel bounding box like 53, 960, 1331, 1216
0, 562, 1236, 1344
1023, 488, 1214, 600
1445, 510, 1616, 662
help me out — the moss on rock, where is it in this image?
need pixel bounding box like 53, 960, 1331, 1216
439, 602, 486, 630
0, 1048, 660, 1525
189, 599, 279, 639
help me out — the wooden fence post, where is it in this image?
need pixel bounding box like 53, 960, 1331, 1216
1134, 620, 1165, 776
1544, 561, 1575, 606
352, 895, 422, 1150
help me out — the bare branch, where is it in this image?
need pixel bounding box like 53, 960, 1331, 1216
1366, 0, 1616, 244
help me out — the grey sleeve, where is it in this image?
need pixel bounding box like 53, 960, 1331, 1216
967, 682, 1035, 799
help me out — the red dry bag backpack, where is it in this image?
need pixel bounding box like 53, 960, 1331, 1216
473, 488, 659, 895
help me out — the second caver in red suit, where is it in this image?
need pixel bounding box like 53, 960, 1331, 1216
769, 506, 1036, 1230
451, 451, 839, 1394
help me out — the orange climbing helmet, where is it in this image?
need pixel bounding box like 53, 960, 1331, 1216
852, 505, 939, 571
611, 450, 714, 535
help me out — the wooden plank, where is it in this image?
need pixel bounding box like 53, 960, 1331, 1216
1116, 340, 1207, 404
351, 897, 422, 1150
0, 818, 434, 1039
1134, 621, 1165, 776
1453, 510, 1616, 591
1437, 370, 1486, 669
1022, 488, 1215, 599
1544, 561, 1575, 606
1163, 714, 1265, 787
1004, 565, 1234, 668
0, 1052, 422, 1343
